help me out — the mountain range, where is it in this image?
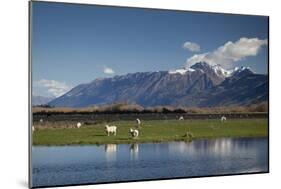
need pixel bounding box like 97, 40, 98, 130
48, 62, 268, 108
32, 95, 54, 106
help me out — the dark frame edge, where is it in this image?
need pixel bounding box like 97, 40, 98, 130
267, 16, 270, 173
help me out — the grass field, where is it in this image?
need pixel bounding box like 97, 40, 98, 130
32, 119, 268, 146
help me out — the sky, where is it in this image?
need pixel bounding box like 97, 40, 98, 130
31, 1, 268, 97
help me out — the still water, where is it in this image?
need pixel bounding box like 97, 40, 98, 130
32, 137, 268, 187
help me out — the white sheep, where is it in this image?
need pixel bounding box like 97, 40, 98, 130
136, 118, 141, 126
77, 122, 82, 128
129, 128, 139, 138
40, 118, 43, 123
179, 116, 184, 121
221, 116, 227, 122
32, 126, 35, 133
105, 125, 117, 136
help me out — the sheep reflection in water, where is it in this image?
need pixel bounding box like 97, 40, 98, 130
104, 144, 117, 161
130, 143, 139, 160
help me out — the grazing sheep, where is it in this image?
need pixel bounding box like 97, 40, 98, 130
136, 118, 141, 126
221, 116, 227, 122
179, 116, 184, 121
77, 122, 82, 128
105, 125, 117, 136
129, 128, 139, 138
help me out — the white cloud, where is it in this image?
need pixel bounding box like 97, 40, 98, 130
35, 79, 71, 97
185, 37, 268, 68
183, 41, 201, 52
103, 66, 115, 74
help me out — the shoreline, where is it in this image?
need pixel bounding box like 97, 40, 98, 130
32, 135, 268, 146
32, 119, 268, 146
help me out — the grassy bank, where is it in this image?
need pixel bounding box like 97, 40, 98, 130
33, 119, 268, 146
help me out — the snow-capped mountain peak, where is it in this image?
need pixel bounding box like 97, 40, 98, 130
211, 64, 232, 78
233, 66, 251, 72
168, 67, 195, 75
188, 62, 232, 78
187, 62, 253, 78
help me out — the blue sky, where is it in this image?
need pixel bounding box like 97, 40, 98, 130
31, 2, 268, 97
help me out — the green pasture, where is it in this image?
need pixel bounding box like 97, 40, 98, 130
33, 119, 268, 146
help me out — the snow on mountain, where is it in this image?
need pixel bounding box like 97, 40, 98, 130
168, 68, 195, 75
232, 66, 252, 73
185, 61, 253, 78
211, 64, 233, 78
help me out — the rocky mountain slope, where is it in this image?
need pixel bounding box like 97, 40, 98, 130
48, 62, 268, 108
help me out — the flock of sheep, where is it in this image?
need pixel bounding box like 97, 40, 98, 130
32, 117, 142, 138
32, 116, 227, 136
84, 116, 226, 138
